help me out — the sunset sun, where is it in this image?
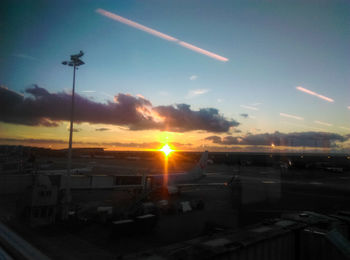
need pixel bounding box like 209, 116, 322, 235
160, 144, 173, 156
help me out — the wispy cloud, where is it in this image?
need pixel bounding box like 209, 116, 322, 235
240, 105, 258, 111
187, 89, 209, 98
296, 86, 334, 103
65, 123, 81, 132
96, 8, 228, 62
279, 112, 304, 121
339, 126, 350, 131
250, 102, 262, 106
314, 120, 332, 127
66, 127, 81, 132
12, 53, 38, 61
240, 113, 249, 118
189, 75, 198, 81
95, 127, 111, 131
80, 90, 96, 93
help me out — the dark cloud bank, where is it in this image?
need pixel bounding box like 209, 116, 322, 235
0, 85, 238, 133
0, 137, 191, 149
95, 128, 110, 132
206, 132, 349, 148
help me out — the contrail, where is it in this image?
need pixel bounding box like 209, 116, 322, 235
96, 8, 228, 62
240, 105, 258, 111
296, 86, 334, 102
279, 112, 304, 121
314, 120, 332, 127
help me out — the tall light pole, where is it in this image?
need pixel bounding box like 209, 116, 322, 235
61, 51, 84, 211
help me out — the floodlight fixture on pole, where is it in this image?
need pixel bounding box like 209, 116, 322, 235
61, 50, 85, 209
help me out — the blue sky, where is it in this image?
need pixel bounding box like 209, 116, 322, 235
1, 0, 349, 151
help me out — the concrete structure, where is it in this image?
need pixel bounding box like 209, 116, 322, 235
126, 211, 350, 260
0, 174, 144, 195
20, 175, 58, 227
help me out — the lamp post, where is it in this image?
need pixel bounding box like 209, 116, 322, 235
61, 51, 84, 211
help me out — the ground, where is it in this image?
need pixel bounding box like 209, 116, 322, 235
1, 155, 350, 259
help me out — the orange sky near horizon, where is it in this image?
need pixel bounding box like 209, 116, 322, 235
1, 120, 348, 153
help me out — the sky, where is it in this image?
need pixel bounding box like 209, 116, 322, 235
1, 0, 350, 152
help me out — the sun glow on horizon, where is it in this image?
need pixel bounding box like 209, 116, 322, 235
160, 144, 173, 156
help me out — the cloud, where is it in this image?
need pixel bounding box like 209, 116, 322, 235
189, 75, 198, 81
296, 86, 334, 103
314, 120, 332, 127
205, 131, 349, 148
240, 113, 248, 118
0, 86, 59, 127
279, 112, 304, 121
96, 9, 228, 62
67, 128, 81, 133
101, 92, 114, 99
65, 124, 81, 132
0, 85, 237, 133
187, 89, 209, 98
251, 103, 262, 106
12, 54, 38, 61
0, 137, 192, 150
101, 141, 192, 149
104, 141, 160, 148
205, 135, 222, 144
0, 138, 67, 145
240, 105, 258, 111
153, 104, 239, 132
95, 128, 111, 132
80, 90, 96, 93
